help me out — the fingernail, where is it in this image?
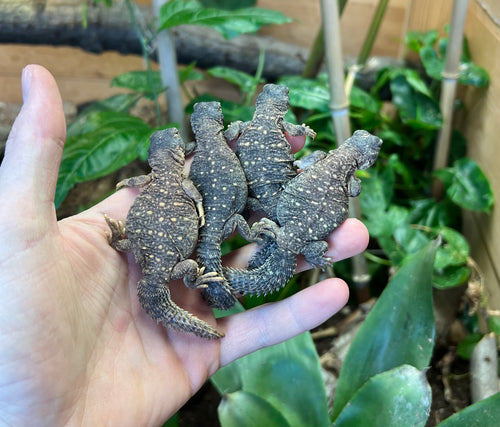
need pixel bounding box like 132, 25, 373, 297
22, 66, 33, 103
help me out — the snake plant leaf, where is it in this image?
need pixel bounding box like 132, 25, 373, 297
218, 391, 291, 427
333, 365, 431, 427
211, 330, 330, 427
436, 392, 500, 427
332, 239, 437, 419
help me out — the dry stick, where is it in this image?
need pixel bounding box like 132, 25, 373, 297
152, 0, 188, 139
320, 0, 371, 302
432, 0, 469, 199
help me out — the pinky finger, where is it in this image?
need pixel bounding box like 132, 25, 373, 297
218, 278, 349, 367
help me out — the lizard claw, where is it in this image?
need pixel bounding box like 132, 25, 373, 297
250, 217, 279, 242
104, 214, 126, 244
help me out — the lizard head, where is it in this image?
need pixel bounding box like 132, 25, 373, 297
148, 128, 185, 168
255, 84, 290, 116
190, 102, 224, 136
348, 130, 383, 170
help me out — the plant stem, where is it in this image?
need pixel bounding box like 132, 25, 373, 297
432, 0, 469, 199
152, 0, 188, 139
302, 0, 348, 79
357, 0, 389, 66
124, 0, 162, 126
320, 0, 372, 302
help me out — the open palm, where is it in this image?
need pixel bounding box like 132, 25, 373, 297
0, 65, 367, 426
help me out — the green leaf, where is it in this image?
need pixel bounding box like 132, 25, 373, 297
179, 62, 205, 84
438, 158, 494, 213
437, 392, 500, 426
456, 332, 483, 360
332, 240, 437, 419
433, 265, 471, 289
111, 71, 165, 99
420, 46, 443, 81
434, 227, 469, 269
390, 75, 442, 129
207, 66, 261, 94
489, 316, 500, 335
67, 93, 143, 137
218, 391, 291, 427
280, 75, 330, 112
158, 0, 290, 39
211, 332, 330, 427
55, 111, 155, 208
458, 62, 489, 87
333, 365, 431, 427
405, 30, 439, 53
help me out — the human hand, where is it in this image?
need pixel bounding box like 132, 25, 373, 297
0, 65, 368, 426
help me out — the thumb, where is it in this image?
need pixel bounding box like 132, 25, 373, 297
0, 65, 66, 215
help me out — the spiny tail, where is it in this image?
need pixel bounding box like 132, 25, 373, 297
197, 237, 237, 310
138, 279, 224, 339
225, 247, 296, 296
247, 239, 278, 270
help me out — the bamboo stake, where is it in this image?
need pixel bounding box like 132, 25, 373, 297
320, 0, 371, 301
432, 0, 469, 199
152, 0, 188, 139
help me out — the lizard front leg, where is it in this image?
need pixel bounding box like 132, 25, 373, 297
104, 214, 133, 252
282, 121, 317, 139
116, 174, 152, 191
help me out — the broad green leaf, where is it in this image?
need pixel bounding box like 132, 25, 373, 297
111, 71, 165, 99
420, 46, 443, 81
350, 86, 381, 114
211, 332, 330, 427
280, 75, 330, 112
434, 227, 469, 269
437, 392, 500, 427
158, 0, 290, 39
67, 93, 143, 137
56, 111, 155, 208
458, 61, 489, 88
400, 69, 432, 97
433, 265, 471, 289
207, 66, 261, 94
334, 365, 431, 427
439, 158, 494, 213
390, 75, 442, 129
218, 391, 291, 427
405, 30, 439, 53
200, 0, 256, 8
332, 240, 437, 419
408, 199, 458, 228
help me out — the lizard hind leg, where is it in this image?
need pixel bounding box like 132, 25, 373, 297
137, 278, 224, 339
